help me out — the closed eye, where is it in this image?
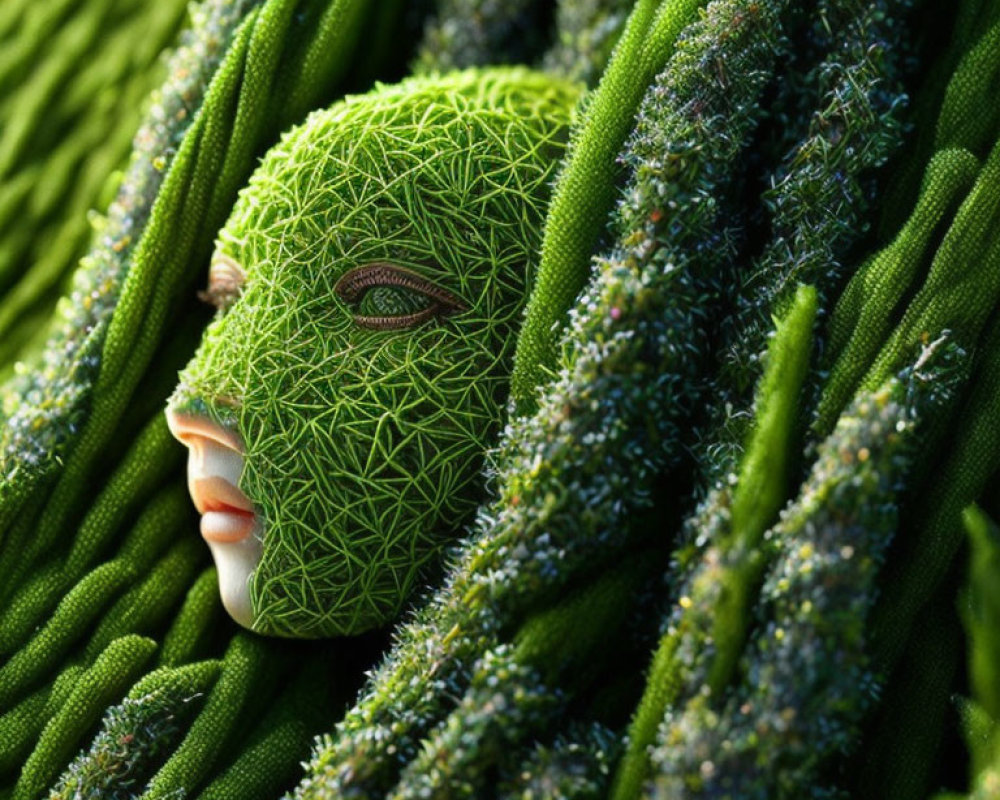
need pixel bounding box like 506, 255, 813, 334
334, 262, 467, 330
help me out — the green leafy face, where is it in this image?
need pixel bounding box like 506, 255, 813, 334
168, 69, 577, 637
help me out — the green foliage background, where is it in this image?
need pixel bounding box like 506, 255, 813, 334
1, 1, 1000, 799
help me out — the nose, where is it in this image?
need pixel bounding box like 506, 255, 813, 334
165, 409, 244, 454
164, 409, 248, 513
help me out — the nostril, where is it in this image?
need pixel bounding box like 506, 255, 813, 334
165, 409, 244, 454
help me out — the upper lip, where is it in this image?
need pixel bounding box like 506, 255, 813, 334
165, 409, 255, 521
190, 476, 254, 516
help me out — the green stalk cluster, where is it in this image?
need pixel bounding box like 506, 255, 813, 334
817, 147, 980, 433
804, 9, 1000, 794
292, 1, 795, 796
509, 0, 707, 411
44, 637, 357, 800
612, 283, 817, 800
963, 508, 1000, 749
195, 658, 337, 800
48, 689, 188, 800
877, 0, 1000, 239
380, 559, 645, 799
708, 0, 912, 465
14, 635, 158, 800
139, 635, 272, 799
613, 5, 918, 793
415, 0, 555, 73
0, 0, 191, 372
650, 343, 963, 799
809, 6, 1000, 681
388, 646, 562, 799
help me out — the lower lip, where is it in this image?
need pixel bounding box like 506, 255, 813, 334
200, 510, 256, 543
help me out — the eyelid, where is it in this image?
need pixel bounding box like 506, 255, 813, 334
334, 262, 467, 330
198, 253, 246, 311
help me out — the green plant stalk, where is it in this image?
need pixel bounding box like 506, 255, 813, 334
384, 558, 644, 799
294, 1, 791, 794
0, 0, 264, 568
935, 20, 1000, 157
139, 635, 270, 800
612, 282, 816, 800
651, 339, 963, 798
158, 568, 224, 668
871, 321, 1000, 673
12, 635, 157, 800
509, 0, 703, 412
818, 147, 980, 433
83, 537, 204, 662
0, 559, 134, 710
0, 482, 187, 657
964, 506, 1000, 761
851, 597, 961, 800
45, 659, 223, 799
196, 660, 334, 800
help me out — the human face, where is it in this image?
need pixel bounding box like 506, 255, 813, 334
166, 69, 575, 637
164, 410, 259, 628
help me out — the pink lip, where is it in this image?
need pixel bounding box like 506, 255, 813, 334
190, 476, 254, 515
200, 509, 256, 544
165, 409, 258, 544
189, 476, 256, 543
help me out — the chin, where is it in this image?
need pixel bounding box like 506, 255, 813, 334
205, 534, 263, 630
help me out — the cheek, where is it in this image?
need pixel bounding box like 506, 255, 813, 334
238, 329, 502, 520
237, 322, 512, 636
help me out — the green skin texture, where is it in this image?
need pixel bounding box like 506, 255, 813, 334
170, 68, 578, 638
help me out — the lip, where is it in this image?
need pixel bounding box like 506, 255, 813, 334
189, 476, 256, 544
190, 476, 254, 515
200, 509, 257, 544
165, 408, 258, 545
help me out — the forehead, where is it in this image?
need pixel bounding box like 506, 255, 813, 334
217, 92, 539, 295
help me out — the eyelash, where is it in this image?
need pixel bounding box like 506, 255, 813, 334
333, 262, 466, 330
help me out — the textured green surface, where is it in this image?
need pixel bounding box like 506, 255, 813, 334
13, 635, 156, 800
509, 0, 704, 411
49, 688, 189, 800
612, 282, 817, 800
0, 0, 190, 371
170, 67, 577, 637
4, 0, 1000, 797
652, 344, 963, 798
